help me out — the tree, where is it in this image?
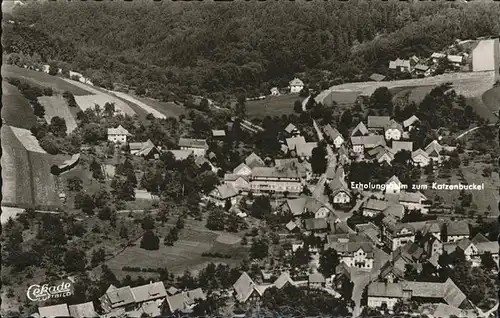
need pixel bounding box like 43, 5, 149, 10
140, 230, 160, 250
80, 194, 95, 215
250, 196, 272, 219
98, 206, 115, 221
135, 85, 146, 96
311, 143, 328, 174
49, 116, 67, 137
90, 248, 106, 268
480, 251, 496, 270
141, 215, 155, 230
235, 93, 247, 118
294, 100, 303, 113
67, 176, 83, 192
440, 223, 448, 243
206, 209, 225, 231
64, 248, 87, 273
104, 102, 115, 117
250, 238, 269, 260
48, 62, 59, 76
370, 87, 393, 113
319, 248, 340, 278
90, 159, 105, 181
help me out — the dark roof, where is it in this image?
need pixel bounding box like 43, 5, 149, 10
446, 221, 470, 236
178, 138, 208, 149
304, 218, 328, 231
368, 282, 403, 298
367, 116, 391, 129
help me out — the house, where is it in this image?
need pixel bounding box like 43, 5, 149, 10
273, 272, 295, 289
420, 303, 470, 318
108, 125, 132, 143
413, 64, 431, 76
289, 77, 304, 93
400, 278, 468, 308
323, 124, 344, 148
368, 146, 395, 165
384, 120, 403, 141
447, 55, 464, 67
284, 123, 300, 136
270, 87, 280, 96
388, 59, 411, 72
367, 282, 403, 310
275, 158, 311, 180
57, 153, 81, 173
403, 115, 420, 131
431, 52, 446, 63
39, 304, 70, 318
351, 121, 369, 137
129, 139, 159, 159
308, 272, 326, 289
130, 282, 167, 316
233, 162, 252, 176
283, 196, 333, 218
385, 175, 403, 194
178, 138, 209, 157
351, 135, 386, 154
383, 204, 405, 220
295, 141, 318, 160
425, 140, 443, 162
68, 302, 97, 318
304, 218, 329, 234
423, 235, 443, 259
472, 39, 500, 73
362, 199, 389, 217
369, 73, 386, 82
327, 241, 375, 270
245, 152, 266, 168
382, 217, 420, 251
165, 288, 206, 314
327, 175, 352, 204
379, 261, 405, 283
211, 129, 226, 138
250, 167, 302, 194
446, 221, 470, 243
367, 116, 391, 131
472, 234, 499, 266
100, 285, 136, 312
387, 191, 429, 213
355, 223, 383, 247
167, 150, 192, 161
208, 184, 239, 207
392, 141, 413, 154
412, 149, 430, 167
233, 272, 263, 303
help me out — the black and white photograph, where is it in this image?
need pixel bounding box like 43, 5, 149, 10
1, 0, 500, 317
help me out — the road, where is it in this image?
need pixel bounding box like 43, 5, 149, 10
456, 123, 496, 139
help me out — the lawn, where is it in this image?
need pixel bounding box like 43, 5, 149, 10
482, 86, 500, 118
2, 65, 92, 95
9, 126, 47, 154
132, 96, 188, 118
391, 85, 436, 106
105, 222, 247, 278
38, 96, 78, 133
1, 82, 38, 129
461, 162, 499, 216
246, 94, 304, 118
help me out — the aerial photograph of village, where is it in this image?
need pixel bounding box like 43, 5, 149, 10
1, 0, 500, 317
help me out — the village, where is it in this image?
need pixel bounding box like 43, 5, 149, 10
8, 34, 497, 318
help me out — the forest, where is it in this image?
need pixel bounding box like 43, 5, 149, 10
4, 0, 500, 101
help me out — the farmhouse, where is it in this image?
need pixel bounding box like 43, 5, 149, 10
385, 175, 403, 194
107, 125, 132, 143
412, 149, 430, 167
327, 175, 352, 204
403, 115, 420, 130
208, 184, 239, 207
425, 140, 443, 162
400, 279, 468, 308
323, 124, 344, 148
351, 135, 386, 154
289, 77, 304, 93
392, 141, 413, 154
283, 196, 333, 218
129, 139, 159, 159
233, 272, 265, 303
367, 116, 391, 131
224, 174, 250, 192
165, 288, 206, 314
367, 146, 395, 165
472, 38, 500, 74
388, 59, 411, 72
446, 221, 470, 243
386, 191, 429, 213
367, 282, 403, 310
39, 304, 71, 318
362, 199, 389, 217
245, 152, 266, 168
178, 138, 209, 157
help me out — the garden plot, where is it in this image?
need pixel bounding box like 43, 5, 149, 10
38, 96, 78, 133
9, 126, 47, 154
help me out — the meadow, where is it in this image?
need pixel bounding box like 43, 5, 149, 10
246, 94, 304, 118
1, 82, 38, 129
38, 96, 78, 133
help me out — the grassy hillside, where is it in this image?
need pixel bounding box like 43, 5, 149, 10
482, 86, 500, 117
1, 81, 38, 129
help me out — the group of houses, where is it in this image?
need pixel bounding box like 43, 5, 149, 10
270, 77, 305, 96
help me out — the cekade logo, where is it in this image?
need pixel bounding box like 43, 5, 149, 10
27, 279, 74, 301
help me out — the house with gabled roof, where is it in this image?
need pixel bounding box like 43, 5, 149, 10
369, 73, 386, 82
165, 288, 206, 314
323, 124, 344, 148
351, 135, 386, 154
233, 272, 264, 303
68, 302, 97, 318
385, 175, 404, 194
370, 146, 395, 165
413, 64, 431, 77
446, 220, 470, 243
367, 282, 403, 310
39, 304, 70, 318
284, 123, 300, 136
179, 138, 209, 157
304, 218, 329, 234
308, 272, 326, 289
273, 272, 295, 289
233, 162, 252, 176
295, 141, 317, 160
386, 191, 429, 213
392, 141, 413, 154
224, 174, 250, 192
379, 261, 405, 284
289, 77, 304, 93
100, 285, 136, 312
327, 175, 352, 204
351, 121, 369, 137
283, 196, 334, 219
362, 199, 389, 217
388, 58, 411, 72
401, 278, 468, 308
425, 140, 443, 162
129, 139, 159, 159
245, 152, 266, 168
327, 241, 375, 270
108, 125, 132, 143
368, 116, 391, 130
208, 183, 239, 207
250, 166, 302, 194
355, 222, 384, 247
412, 148, 430, 167
384, 119, 403, 141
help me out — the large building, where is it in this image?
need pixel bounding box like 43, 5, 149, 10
472, 39, 500, 76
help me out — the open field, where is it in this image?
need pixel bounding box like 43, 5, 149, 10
1, 81, 38, 129
106, 223, 246, 277
38, 96, 78, 133
132, 96, 188, 118
9, 126, 47, 154
314, 90, 361, 107
391, 85, 436, 106
462, 163, 499, 216
482, 86, 500, 117
246, 94, 304, 118
110, 91, 167, 119
2, 65, 92, 95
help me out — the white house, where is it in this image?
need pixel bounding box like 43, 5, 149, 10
367, 282, 403, 310
323, 124, 344, 148
208, 184, 239, 207
384, 120, 403, 141
233, 163, 252, 176
411, 149, 430, 167
327, 175, 352, 204
178, 138, 209, 157
350, 135, 386, 154
328, 242, 375, 270
107, 125, 132, 143
224, 174, 250, 192
425, 140, 443, 163
446, 221, 470, 243
385, 175, 403, 194
289, 78, 304, 93
270, 87, 280, 96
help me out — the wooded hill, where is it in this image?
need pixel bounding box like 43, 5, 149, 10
4, 0, 500, 100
